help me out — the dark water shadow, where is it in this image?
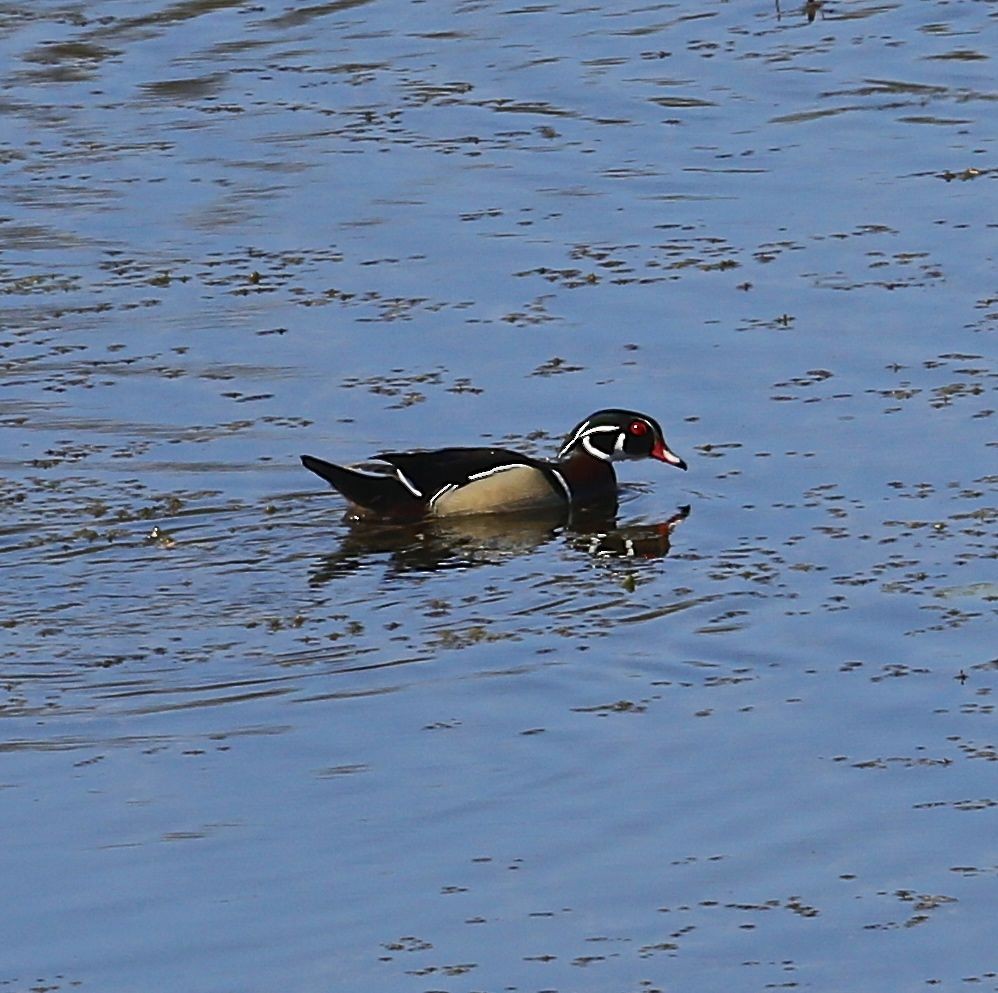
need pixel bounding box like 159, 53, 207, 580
306, 504, 692, 583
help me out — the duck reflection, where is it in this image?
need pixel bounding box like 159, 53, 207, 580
567, 504, 691, 560
307, 503, 691, 584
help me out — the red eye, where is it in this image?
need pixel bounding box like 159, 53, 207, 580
629, 420, 649, 436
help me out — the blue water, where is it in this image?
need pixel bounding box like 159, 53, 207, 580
1, 1, 995, 991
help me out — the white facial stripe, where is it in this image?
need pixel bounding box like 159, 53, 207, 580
393, 468, 423, 498
582, 435, 612, 461
558, 419, 591, 458
560, 421, 612, 453
614, 431, 626, 454
561, 423, 620, 459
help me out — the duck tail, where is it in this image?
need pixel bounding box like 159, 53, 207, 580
300, 455, 419, 517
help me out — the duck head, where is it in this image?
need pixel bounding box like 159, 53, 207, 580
558, 408, 687, 470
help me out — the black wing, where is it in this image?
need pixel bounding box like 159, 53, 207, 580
376, 447, 547, 499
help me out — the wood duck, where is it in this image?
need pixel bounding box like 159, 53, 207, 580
301, 408, 687, 520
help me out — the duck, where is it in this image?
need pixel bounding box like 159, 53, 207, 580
301, 408, 687, 520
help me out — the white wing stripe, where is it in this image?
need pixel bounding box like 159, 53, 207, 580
350, 462, 400, 478
467, 463, 532, 481
429, 483, 457, 508
393, 468, 423, 498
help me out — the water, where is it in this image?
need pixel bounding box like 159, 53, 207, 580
1, 1, 995, 991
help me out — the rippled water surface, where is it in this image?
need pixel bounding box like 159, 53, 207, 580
1, 0, 996, 990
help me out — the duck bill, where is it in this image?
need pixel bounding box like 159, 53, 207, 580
651, 440, 688, 471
